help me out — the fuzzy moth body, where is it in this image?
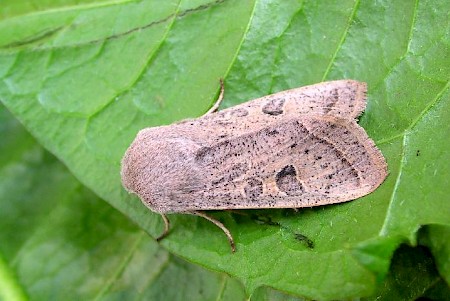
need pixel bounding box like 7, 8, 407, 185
121, 80, 388, 251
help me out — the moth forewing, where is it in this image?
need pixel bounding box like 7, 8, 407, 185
121, 80, 388, 252
263, 79, 368, 119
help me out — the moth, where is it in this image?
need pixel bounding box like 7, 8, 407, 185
121, 80, 388, 252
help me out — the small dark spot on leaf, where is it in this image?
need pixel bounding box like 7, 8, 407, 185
294, 233, 314, 249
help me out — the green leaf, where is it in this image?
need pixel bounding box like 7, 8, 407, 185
420, 225, 450, 285
0, 0, 448, 299
0, 103, 247, 300
363, 244, 450, 301
1, 102, 445, 301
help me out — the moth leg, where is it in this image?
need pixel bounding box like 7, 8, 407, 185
204, 79, 225, 115
224, 209, 248, 216
190, 211, 236, 253
156, 213, 170, 242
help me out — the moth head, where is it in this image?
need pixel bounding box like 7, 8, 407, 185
121, 129, 201, 213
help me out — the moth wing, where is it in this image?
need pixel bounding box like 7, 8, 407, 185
259, 80, 367, 120
292, 116, 387, 205
188, 80, 367, 146
189, 116, 387, 210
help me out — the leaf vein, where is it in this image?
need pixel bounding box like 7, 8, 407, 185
407, 81, 449, 131
83, 0, 181, 129
370, 0, 420, 93
268, 4, 305, 94
218, 0, 259, 106
379, 134, 407, 236
321, 0, 360, 81
93, 232, 146, 300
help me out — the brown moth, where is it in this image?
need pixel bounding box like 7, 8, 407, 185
121, 80, 388, 252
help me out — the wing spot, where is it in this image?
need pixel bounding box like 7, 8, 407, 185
262, 97, 285, 116
275, 165, 303, 195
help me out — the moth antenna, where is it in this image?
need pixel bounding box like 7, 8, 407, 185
204, 79, 225, 116
156, 213, 171, 242
190, 211, 235, 253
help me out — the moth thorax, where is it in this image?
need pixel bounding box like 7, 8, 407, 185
121, 134, 201, 213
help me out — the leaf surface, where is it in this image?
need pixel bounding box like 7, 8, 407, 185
0, 0, 448, 299
0, 103, 247, 300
